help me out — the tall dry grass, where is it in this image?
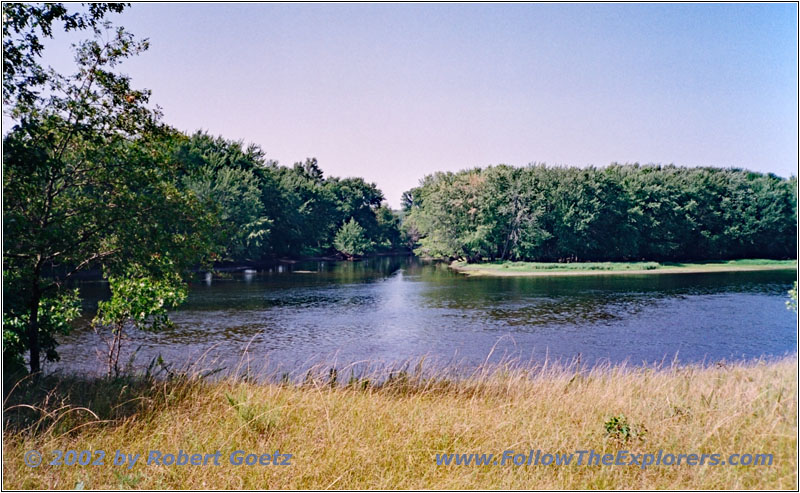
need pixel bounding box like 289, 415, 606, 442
3, 355, 796, 489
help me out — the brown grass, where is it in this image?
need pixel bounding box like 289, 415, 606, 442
3, 356, 797, 489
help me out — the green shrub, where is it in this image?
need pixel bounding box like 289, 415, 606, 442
334, 218, 374, 258
604, 414, 647, 441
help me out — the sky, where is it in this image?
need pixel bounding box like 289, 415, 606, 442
33, 3, 799, 208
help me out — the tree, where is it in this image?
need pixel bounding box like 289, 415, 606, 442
485, 165, 550, 260
92, 265, 186, 377
326, 176, 384, 242
406, 170, 495, 262
281, 161, 338, 255
2, 2, 127, 107
177, 133, 272, 261
253, 159, 396, 258
183, 166, 271, 261
374, 205, 403, 251
333, 218, 374, 259
3, 16, 220, 373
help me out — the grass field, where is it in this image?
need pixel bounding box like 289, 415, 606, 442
451, 259, 798, 277
3, 356, 796, 489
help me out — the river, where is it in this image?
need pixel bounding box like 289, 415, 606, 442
52, 256, 797, 378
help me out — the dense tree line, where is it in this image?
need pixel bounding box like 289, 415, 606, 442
175, 133, 406, 261
402, 164, 797, 262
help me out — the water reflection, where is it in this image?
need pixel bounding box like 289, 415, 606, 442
52, 256, 797, 377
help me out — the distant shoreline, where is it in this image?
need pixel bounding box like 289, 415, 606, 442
450, 259, 798, 277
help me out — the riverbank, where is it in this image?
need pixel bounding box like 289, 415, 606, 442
451, 259, 798, 277
4, 357, 796, 489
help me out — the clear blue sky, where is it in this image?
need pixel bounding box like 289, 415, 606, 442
39, 3, 798, 207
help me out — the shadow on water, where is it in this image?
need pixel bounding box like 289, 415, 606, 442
51, 256, 797, 377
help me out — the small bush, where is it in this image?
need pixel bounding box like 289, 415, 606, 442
334, 218, 374, 258
604, 414, 647, 441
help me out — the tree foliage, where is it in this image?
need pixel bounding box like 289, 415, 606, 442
2, 8, 221, 373
404, 164, 796, 262
184, 144, 404, 259
334, 218, 374, 258
2, 2, 128, 106
93, 264, 187, 376
177, 133, 271, 261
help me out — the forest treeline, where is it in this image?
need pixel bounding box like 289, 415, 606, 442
175, 133, 404, 261
402, 164, 797, 262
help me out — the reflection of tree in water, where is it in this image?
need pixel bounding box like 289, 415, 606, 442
325, 256, 407, 282
485, 296, 653, 327
417, 268, 796, 329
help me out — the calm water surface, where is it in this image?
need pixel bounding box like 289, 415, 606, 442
53, 256, 797, 377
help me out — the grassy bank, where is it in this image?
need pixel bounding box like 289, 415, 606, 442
451, 259, 798, 277
3, 357, 796, 489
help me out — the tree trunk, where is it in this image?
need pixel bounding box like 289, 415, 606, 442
27, 286, 42, 374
